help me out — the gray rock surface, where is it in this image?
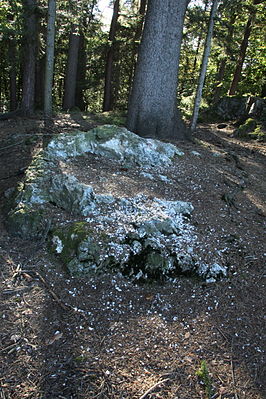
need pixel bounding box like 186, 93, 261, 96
47, 125, 184, 167
6, 125, 227, 282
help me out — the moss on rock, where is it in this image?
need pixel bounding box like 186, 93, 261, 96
50, 222, 110, 276
234, 118, 257, 138
6, 204, 49, 239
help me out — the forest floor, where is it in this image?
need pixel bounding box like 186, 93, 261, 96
0, 112, 265, 399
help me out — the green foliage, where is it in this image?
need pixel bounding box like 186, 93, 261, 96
93, 110, 126, 126
196, 360, 213, 399
247, 125, 265, 141
179, 94, 209, 119
179, 0, 265, 109
234, 117, 257, 138
0, 0, 264, 114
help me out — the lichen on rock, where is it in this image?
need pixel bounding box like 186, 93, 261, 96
46, 125, 184, 167
6, 124, 227, 282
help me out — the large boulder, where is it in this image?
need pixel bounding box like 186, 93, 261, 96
215, 97, 249, 120
6, 125, 227, 282
47, 124, 184, 167
210, 96, 266, 121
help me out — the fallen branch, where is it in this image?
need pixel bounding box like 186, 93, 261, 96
139, 378, 169, 399
20, 269, 91, 322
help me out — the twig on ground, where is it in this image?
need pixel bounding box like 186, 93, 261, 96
139, 378, 169, 399
216, 326, 229, 341
231, 355, 239, 399
28, 270, 69, 311
0, 141, 25, 151
0, 342, 18, 353
20, 269, 91, 323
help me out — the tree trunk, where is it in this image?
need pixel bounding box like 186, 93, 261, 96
74, 33, 87, 111
192, 0, 209, 75
128, 0, 147, 87
228, 12, 254, 96
35, 56, 45, 110
127, 0, 189, 140
8, 39, 17, 111
212, 13, 236, 103
75, 2, 97, 111
44, 0, 56, 116
190, 0, 219, 132
21, 0, 38, 115
103, 0, 120, 112
62, 25, 80, 111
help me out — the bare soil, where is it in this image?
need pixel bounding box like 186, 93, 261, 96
0, 113, 265, 399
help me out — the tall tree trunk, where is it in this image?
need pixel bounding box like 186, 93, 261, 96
8, 38, 17, 111
192, 0, 209, 75
44, 0, 56, 116
0, 75, 3, 112
127, 0, 189, 140
62, 25, 80, 110
35, 56, 45, 110
75, 33, 87, 111
75, 1, 97, 110
228, 12, 254, 96
212, 58, 226, 103
21, 0, 38, 115
103, 0, 120, 112
128, 0, 147, 87
212, 13, 236, 103
190, 0, 219, 132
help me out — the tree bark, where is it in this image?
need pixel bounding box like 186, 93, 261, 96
212, 13, 236, 103
44, 0, 56, 116
8, 38, 17, 111
62, 25, 80, 111
75, 1, 97, 110
228, 12, 254, 96
75, 33, 87, 111
127, 0, 189, 140
128, 0, 147, 87
21, 0, 38, 115
103, 0, 120, 112
190, 0, 219, 132
192, 0, 209, 75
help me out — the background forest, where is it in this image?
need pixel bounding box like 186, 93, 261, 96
0, 0, 265, 121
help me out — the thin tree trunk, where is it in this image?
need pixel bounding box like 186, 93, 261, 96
35, 56, 45, 110
75, 1, 97, 110
128, 0, 147, 87
192, 0, 209, 75
212, 13, 236, 103
21, 0, 38, 115
75, 33, 86, 111
8, 39, 17, 111
212, 58, 226, 104
0, 76, 3, 112
127, 0, 189, 140
190, 0, 219, 132
103, 0, 120, 112
44, 0, 56, 116
62, 25, 80, 110
228, 13, 254, 96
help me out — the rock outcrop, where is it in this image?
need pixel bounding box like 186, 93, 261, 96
6, 125, 227, 282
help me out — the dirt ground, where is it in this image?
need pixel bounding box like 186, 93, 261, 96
0, 113, 265, 399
